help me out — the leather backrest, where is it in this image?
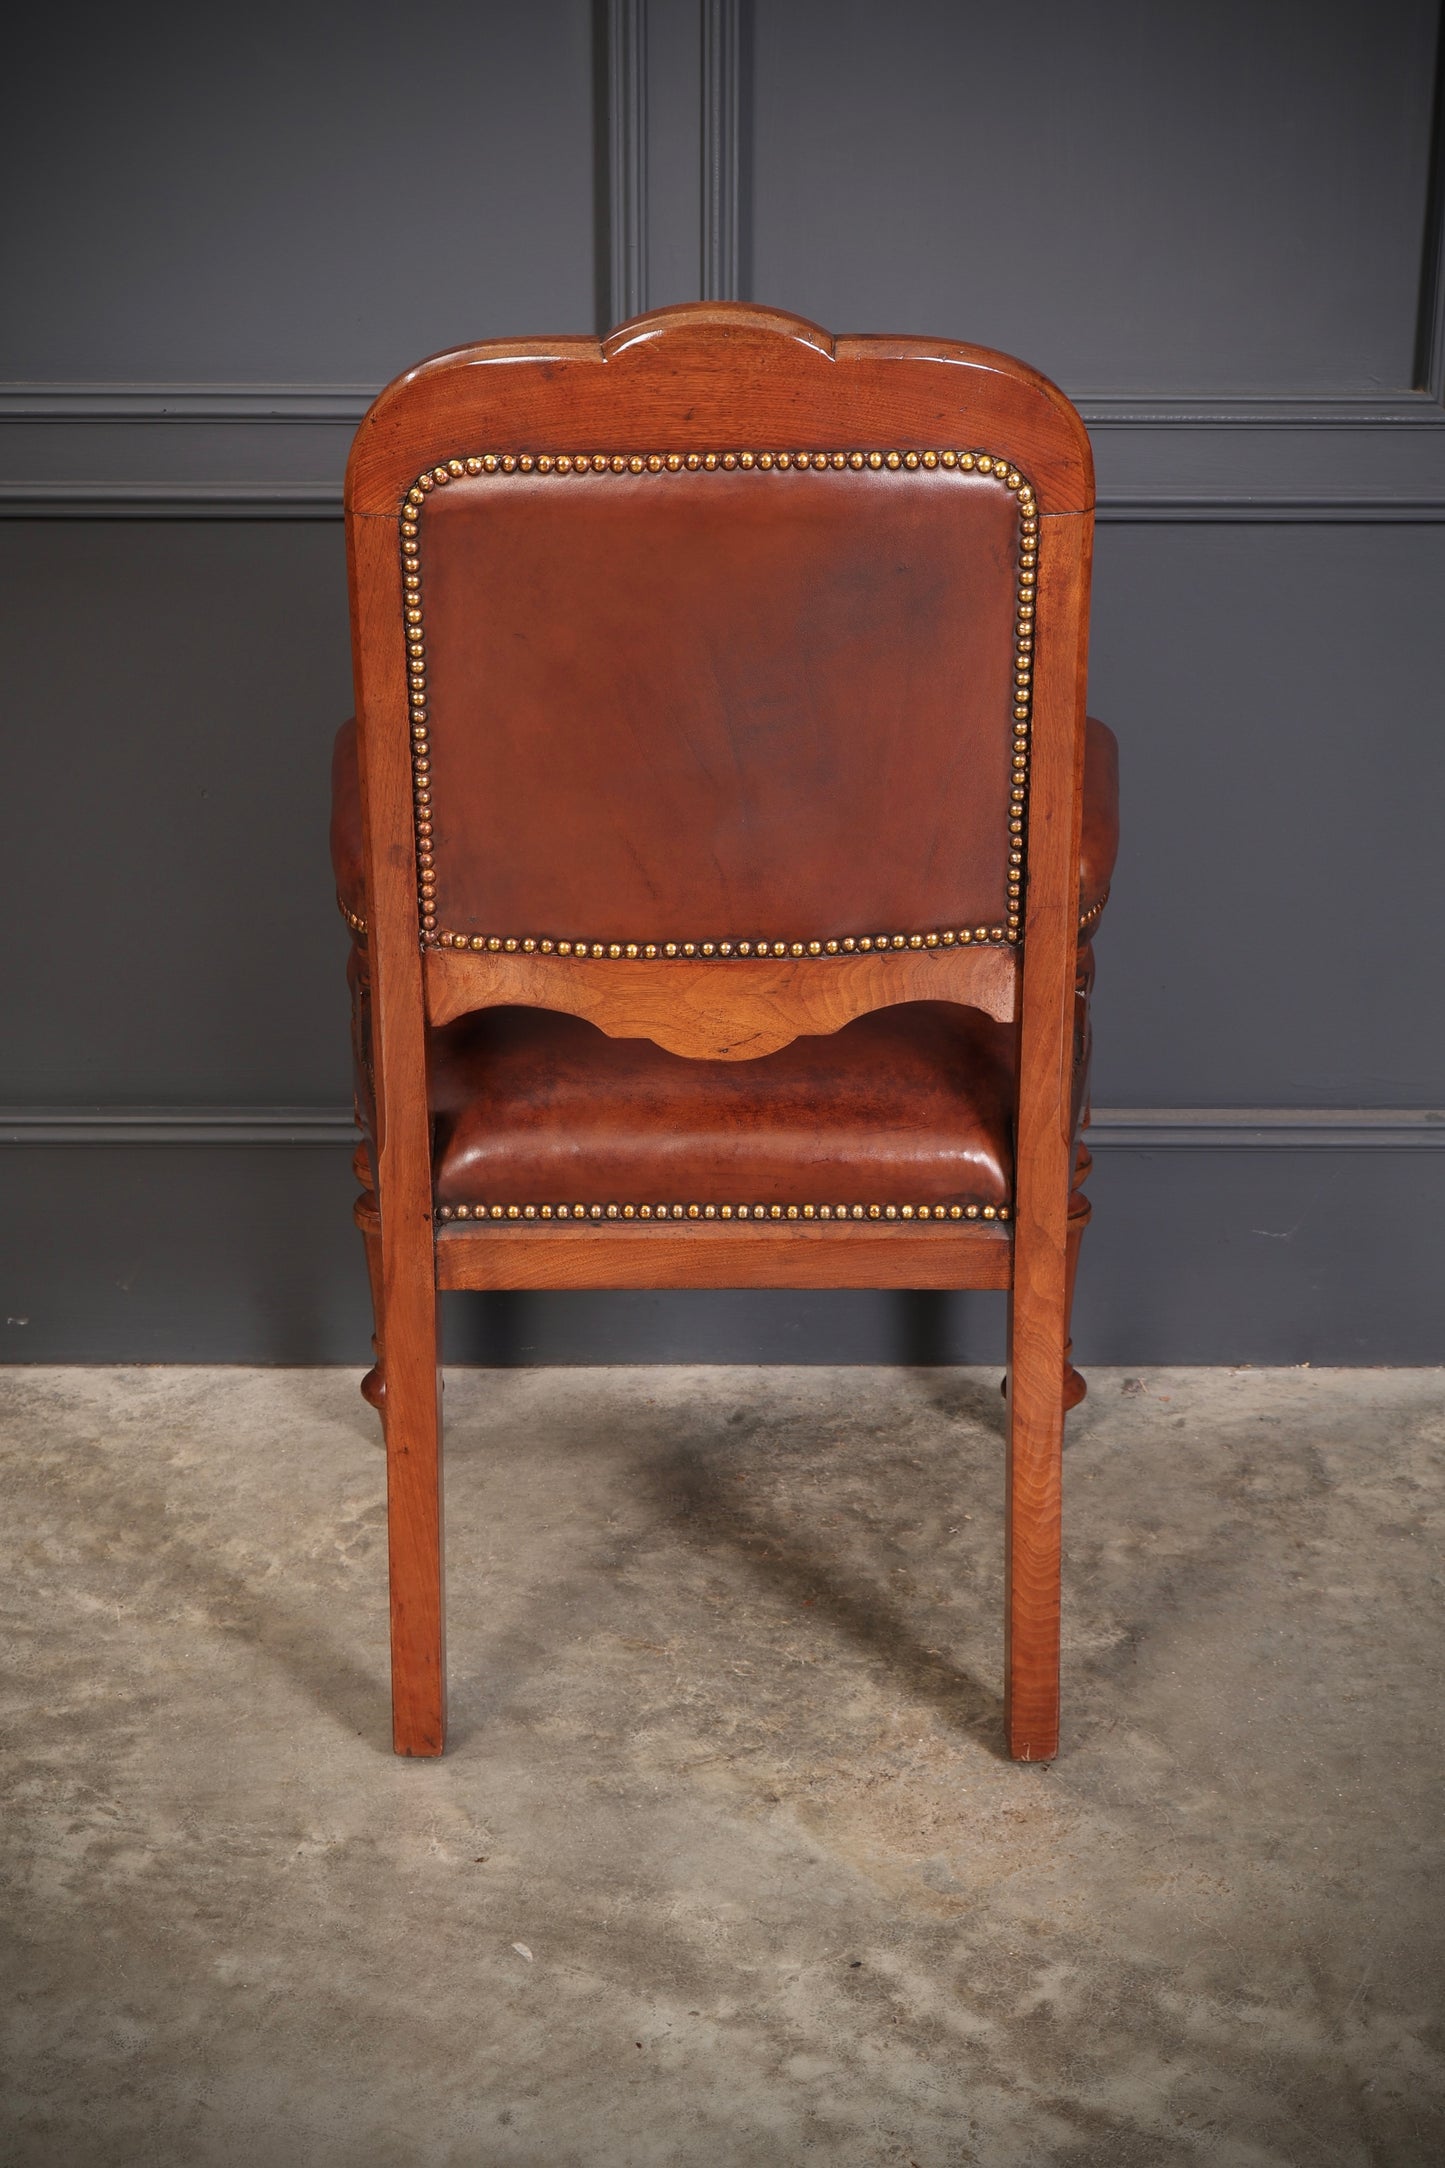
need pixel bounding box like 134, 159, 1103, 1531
409, 447, 1034, 956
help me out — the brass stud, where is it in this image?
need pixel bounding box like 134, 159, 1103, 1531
404, 445, 1033, 957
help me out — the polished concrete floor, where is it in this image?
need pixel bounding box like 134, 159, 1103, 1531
1, 1364, 1442, 2167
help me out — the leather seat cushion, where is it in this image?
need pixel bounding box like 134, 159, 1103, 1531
430, 1002, 1014, 1215
329, 715, 1119, 934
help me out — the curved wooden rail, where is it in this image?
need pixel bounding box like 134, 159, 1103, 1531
424, 941, 1017, 1059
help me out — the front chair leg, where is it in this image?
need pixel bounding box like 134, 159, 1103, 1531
998, 1145, 1090, 1418
380, 1267, 446, 1757
353, 1146, 386, 1414
1063, 1142, 1092, 1412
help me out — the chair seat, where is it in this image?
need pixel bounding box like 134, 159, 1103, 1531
430, 1001, 1015, 1220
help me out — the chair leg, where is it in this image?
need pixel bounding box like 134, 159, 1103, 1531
380, 1266, 447, 1757
1004, 1258, 1066, 1762
998, 1143, 1091, 1418
353, 1147, 386, 1414
1063, 1144, 1092, 1413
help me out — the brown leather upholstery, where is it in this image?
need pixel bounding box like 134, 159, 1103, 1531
330, 713, 1119, 931
430, 1001, 1013, 1215
1079, 716, 1118, 919
420, 466, 1022, 946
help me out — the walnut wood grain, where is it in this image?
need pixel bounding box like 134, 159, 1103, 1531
348, 513, 447, 1757
435, 1219, 1012, 1293
342, 302, 1101, 1766
347, 305, 1094, 523
1004, 511, 1092, 1763
424, 942, 1017, 1058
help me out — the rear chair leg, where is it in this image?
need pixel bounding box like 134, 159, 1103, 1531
381, 1264, 446, 1757
1004, 1222, 1067, 1761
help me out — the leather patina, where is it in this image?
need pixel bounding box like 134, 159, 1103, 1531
331, 713, 1119, 936
428, 1000, 1015, 1214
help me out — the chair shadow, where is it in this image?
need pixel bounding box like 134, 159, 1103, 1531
644, 1401, 1009, 1757
37, 1383, 394, 1752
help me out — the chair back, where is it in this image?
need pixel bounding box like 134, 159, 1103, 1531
346, 306, 1093, 1061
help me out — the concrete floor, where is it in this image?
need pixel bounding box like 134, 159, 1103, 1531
1, 1366, 1442, 2168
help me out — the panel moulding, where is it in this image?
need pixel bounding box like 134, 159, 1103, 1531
2, 1108, 1440, 1151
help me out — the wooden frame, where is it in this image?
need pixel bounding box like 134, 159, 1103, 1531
344, 303, 1094, 1763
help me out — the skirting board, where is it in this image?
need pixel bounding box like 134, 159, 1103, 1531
1, 1107, 1441, 1366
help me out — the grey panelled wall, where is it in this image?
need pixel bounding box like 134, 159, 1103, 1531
2, 0, 1443, 1364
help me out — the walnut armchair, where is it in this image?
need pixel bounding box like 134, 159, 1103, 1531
331, 304, 1116, 1762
